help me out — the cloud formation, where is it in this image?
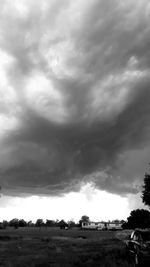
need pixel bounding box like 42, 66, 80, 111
0, 0, 150, 196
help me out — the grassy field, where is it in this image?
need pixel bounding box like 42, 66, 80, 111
0, 227, 133, 267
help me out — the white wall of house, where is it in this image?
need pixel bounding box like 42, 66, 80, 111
81, 221, 106, 230
81, 221, 122, 230
107, 223, 122, 230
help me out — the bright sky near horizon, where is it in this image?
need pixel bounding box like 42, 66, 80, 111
0, 0, 150, 222
0, 185, 144, 223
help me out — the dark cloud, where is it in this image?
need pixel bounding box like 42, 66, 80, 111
0, 0, 150, 197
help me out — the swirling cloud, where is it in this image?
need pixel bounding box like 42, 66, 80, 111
0, 0, 150, 196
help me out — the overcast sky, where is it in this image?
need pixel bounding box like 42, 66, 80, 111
0, 0, 150, 222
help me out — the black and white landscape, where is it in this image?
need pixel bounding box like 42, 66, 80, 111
0, 1, 150, 266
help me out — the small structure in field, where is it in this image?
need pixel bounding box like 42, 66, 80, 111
81, 221, 107, 230
107, 222, 123, 230
81, 221, 123, 230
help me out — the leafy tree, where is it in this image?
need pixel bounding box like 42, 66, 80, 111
46, 219, 55, 227
142, 173, 150, 207
58, 219, 68, 229
122, 209, 150, 229
27, 220, 33, 227
18, 219, 27, 227
2, 220, 8, 229
67, 220, 76, 228
9, 218, 19, 229
79, 215, 90, 227
81, 215, 89, 222
55, 219, 59, 227
35, 219, 44, 228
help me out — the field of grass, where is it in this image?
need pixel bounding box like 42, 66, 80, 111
0, 227, 133, 266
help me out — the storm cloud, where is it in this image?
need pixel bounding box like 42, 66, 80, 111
0, 0, 150, 196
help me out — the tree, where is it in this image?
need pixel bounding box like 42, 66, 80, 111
35, 219, 44, 228
122, 209, 150, 229
81, 215, 89, 222
18, 219, 27, 227
142, 173, 150, 207
27, 220, 33, 227
58, 219, 68, 229
9, 218, 19, 229
2, 220, 8, 229
67, 220, 76, 228
79, 215, 89, 227
46, 220, 55, 227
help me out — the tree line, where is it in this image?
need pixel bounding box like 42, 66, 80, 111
0, 173, 150, 230
0, 216, 125, 230
0, 219, 77, 229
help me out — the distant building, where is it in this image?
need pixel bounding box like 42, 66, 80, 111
81, 221, 122, 230
81, 221, 107, 230
107, 222, 122, 230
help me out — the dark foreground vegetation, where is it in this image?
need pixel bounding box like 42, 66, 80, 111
0, 227, 135, 267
